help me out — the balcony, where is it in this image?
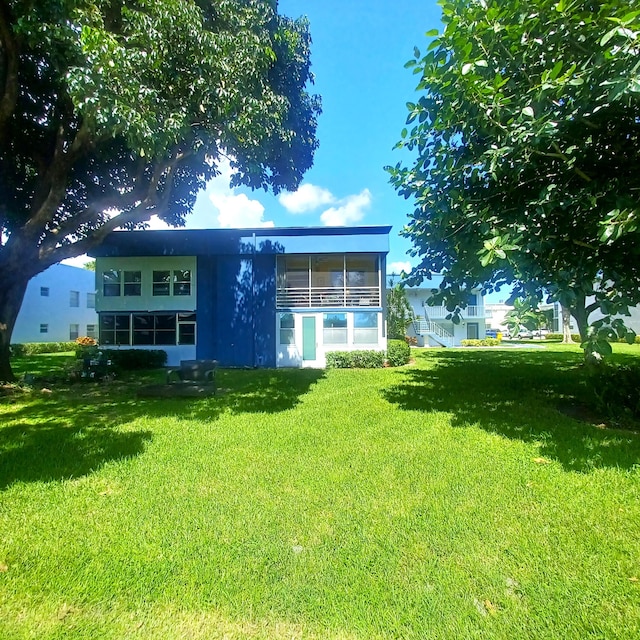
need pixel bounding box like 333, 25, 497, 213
419, 305, 485, 319
276, 286, 381, 309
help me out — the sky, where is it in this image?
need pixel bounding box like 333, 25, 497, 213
66, 1, 510, 301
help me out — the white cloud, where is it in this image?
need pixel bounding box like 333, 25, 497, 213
320, 189, 372, 226
211, 192, 274, 228
279, 183, 335, 213
388, 261, 413, 275
189, 157, 275, 228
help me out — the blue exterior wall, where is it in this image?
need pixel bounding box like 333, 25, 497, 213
194, 253, 277, 367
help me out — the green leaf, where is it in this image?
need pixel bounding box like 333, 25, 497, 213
461, 63, 473, 76
600, 27, 619, 46
521, 106, 534, 117
425, 29, 439, 37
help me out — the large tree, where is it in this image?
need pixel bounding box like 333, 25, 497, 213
0, 0, 320, 380
387, 0, 640, 356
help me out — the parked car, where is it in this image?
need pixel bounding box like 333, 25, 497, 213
485, 329, 499, 338
517, 329, 534, 339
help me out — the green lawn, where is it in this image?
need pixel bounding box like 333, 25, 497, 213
1, 345, 639, 639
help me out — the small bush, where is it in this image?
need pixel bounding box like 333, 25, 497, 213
10, 342, 76, 356
544, 333, 581, 342
461, 338, 501, 347
590, 363, 640, 424
326, 350, 385, 369
101, 349, 167, 370
387, 339, 411, 367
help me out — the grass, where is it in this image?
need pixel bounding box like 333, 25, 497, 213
1, 344, 639, 639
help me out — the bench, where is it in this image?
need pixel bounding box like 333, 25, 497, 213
166, 359, 217, 393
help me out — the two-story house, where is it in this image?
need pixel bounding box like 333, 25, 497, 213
89, 226, 391, 367
387, 274, 487, 346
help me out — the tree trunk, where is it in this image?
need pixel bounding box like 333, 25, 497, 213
0, 265, 33, 382
561, 305, 573, 343
571, 295, 590, 345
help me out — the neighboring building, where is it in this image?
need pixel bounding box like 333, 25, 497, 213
12, 264, 98, 343
387, 274, 487, 346
546, 301, 640, 335
485, 302, 514, 332
89, 226, 391, 367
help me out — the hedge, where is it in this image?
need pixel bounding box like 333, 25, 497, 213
101, 349, 167, 370
10, 342, 77, 357
326, 350, 385, 369
544, 333, 581, 342
387, 339, 411, 367
544, 333, 640, 344
460, 338, 501, 347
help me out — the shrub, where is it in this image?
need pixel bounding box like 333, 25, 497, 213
461, 338, 501, 347
326, 350, 385, 369
590, 363, 640, 424
387, 339, 411, 367
101, 349, 167, 370
544, 333, 581, 342
10, 341, 76, 356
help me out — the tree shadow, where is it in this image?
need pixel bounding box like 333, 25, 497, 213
0, 367, 325, 489
0, 422, 153, 490
383, 349, 640, 473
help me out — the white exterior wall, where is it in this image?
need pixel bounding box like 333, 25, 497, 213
485, 303, 514, 331
12, 264, 98, 343
276, 311, 386, 368
401, 284, 487, 345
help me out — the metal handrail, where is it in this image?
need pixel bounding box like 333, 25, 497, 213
413, 320, 455, 347
421, 305, 484, 318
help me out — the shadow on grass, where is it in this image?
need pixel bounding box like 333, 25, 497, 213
0, 422, 153, 490
0, 366, 326, 488
384, 349, 640, 473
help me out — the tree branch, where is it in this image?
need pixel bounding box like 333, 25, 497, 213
0, 0, 19, 147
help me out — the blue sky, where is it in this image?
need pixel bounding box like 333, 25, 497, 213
173, 0, 445, 275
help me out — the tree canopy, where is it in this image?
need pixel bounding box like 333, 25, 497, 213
0, 0, 320, 380
387, 0, 640, 353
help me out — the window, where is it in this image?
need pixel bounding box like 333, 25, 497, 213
86, 324, 97, 339
312, 255, 344, 288
100, 314, 131, 345
178, 313, 196, 345
123, 271, 141, 296
277, 256, 310, 289
40, 286, 49, 297
87, 292, 96, 308
70, 290, 80, 307
40, 324, 48, 334
354, 312, 378, 344
107, 313, 196, 346
153, 270, 171, 296
279, 313, 295, 344
323, 313, 347, 344
173, 270, 191, 296
152, 269, 192, 296
69, 324, 79, 340
346, 256, 378, 287
102, 270, 121, 297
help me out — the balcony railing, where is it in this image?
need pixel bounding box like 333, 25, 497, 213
276, 286, 381, 309
419, 305, 485, 319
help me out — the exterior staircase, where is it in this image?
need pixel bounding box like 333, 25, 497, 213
412, 319, 455, 348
